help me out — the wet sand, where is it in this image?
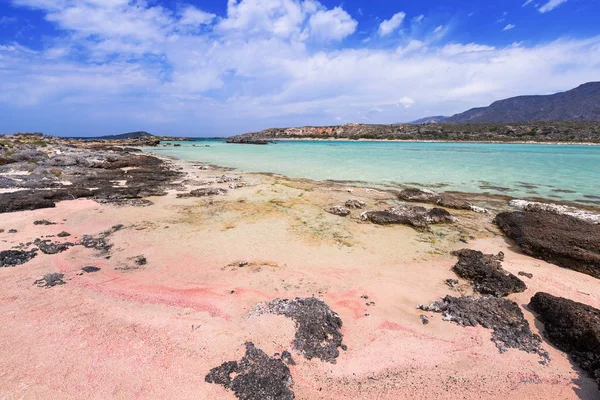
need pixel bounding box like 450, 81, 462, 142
1, 158, 599, 399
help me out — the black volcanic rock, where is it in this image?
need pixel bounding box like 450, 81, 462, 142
529, 292, 600, 387
206, 342, 295, 400
445, 82, 600, 123
495, 211, 600, 279
451, 249, 527, 297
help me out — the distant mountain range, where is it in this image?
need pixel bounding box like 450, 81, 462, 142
442, 82, 600, 123
409, 116, 448, 124
96, 131, 154, 140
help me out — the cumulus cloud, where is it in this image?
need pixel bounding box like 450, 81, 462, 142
503, 24, 516, 31
538, 0, 568, 13
378, 12, 405, 37
307, 7, 357, 41
179, 6, 216, 26
2, 0, 600, 135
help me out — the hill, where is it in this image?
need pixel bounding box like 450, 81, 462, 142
96, 131, 154, 140
445, 82, 600, 123
229, 121, 600, 143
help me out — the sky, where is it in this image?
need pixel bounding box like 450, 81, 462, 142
1, 0, 599, 137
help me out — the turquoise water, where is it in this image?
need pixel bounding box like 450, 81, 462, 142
147, 140, 600, 204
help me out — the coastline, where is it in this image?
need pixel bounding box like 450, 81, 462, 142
1, 139, 599, 399
240, 137, 600, 146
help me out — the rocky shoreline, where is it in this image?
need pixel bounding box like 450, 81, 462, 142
1, 133, 599, 399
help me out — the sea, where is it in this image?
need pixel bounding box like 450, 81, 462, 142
146, 140, 600, 205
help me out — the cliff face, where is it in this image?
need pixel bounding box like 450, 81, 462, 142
230, 121, 600, 143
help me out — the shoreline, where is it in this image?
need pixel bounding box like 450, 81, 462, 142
148, 150, 600, 212
227, 137, 600, 146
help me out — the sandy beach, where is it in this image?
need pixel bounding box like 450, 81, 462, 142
1, 147, 599, 399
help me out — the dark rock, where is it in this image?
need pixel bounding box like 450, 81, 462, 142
361, 205, 455, 230
216, 175, 242, 183
495, 211, 600, 279
33, 238, 74, 255
81, 266, 101, 273
420, 315, 430, 325
397, 188, 473, 210
280, 351, 296, 366
518, 271, 533, 279
426, 207, 455, 224
529, 292, 600, 387
205, 342, 294, 400
451, 249, 527, 297
327, 206, 351, 217
252, 297, 344, 363
398, 188, 440, 203
57, 231, 71, 237
8, 229, 17, 233
437, 195, 473, 210
420, 295, 549, 363
0, 188, 94, 214
177, 187, 228, 198
0, 249, 37, 267
135, 255, 147, 266
34, 220, 56, 225
34, 273, 65, 288
344, 199, 366, 209
80, 225, 122, 254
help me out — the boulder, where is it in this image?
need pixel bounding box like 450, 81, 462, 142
451, 249, 527, 297
529, 292, 600, 387
495, 211, 600, 279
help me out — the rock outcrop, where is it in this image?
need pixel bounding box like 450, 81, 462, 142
251, 298, 345, 364
495, 211, 600, 279
361, 205, 455, 230
452, 249, 527, 297
420, 295, 549, 363
205, 342, 295, 400
529, 292, 600, 387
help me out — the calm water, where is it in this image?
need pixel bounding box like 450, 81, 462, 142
147, 140, 600, 204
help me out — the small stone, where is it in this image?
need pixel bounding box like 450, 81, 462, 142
345, 200, 366, 209
327, 206, 351, 217
518, 271, 533, 279
34, 220, 56, 225
34, 273, 66, 288
420, 315, 430, 325
57, 231, 71, 237
81, 266, 101, 273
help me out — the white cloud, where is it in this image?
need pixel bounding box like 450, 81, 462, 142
522, 0, 534, 6
378, 12, 405, 37
179, 6, 216, 26
538, 0, 568, 13
442, 43, 495, 56
397, 97, 415, 108
3, 0, 600, 135
307, 7, 357, 41
433, 25, 443, 34
503, 24, 516, 31
412, 15, 424, 23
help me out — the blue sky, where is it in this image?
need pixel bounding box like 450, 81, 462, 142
1, 0, 599, 137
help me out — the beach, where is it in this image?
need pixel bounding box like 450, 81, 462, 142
1, 137, 599, 399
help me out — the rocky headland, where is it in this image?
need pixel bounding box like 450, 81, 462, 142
228, 121, 600, 143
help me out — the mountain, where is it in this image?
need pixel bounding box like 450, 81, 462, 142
445, 82, 600, 123
410, 116, 448, 124
96, 131, 154, 140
